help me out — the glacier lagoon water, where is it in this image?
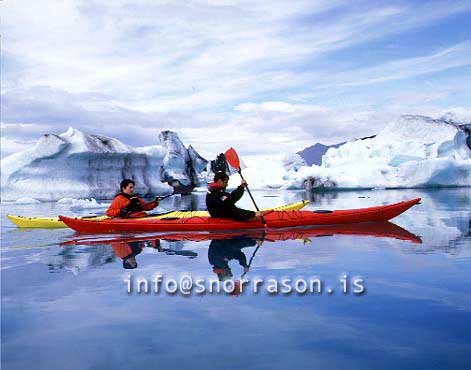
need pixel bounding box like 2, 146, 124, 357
1, 188, 470, 370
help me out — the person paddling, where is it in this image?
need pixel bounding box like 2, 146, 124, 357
206, 172, 262, 221
106, 179, 160, 218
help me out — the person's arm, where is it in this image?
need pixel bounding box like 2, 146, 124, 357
140, 197, 159, 211
230, 179, 249, 203
229, 186, 245, 203
106, 196, 130, 217
235, 250, 248, 267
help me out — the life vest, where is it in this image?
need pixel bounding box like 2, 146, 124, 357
116, 192, 143, 212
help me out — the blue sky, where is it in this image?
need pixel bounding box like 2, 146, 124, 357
1, 0, 470, 158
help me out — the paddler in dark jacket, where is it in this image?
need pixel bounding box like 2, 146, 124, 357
106, 179, 160, 218
206, 172, 261, 221
208, 236, 256, 281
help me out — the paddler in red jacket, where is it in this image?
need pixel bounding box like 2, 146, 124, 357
112, 239, 160, 269
106, 179, 160, 218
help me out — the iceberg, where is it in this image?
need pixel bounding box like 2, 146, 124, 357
227, 153, 307, 190
237, 115, 471, 190
67, 198, 109, 210
157, 131, 207, 192
15, 197, 41, 204
1, 127, 208, 201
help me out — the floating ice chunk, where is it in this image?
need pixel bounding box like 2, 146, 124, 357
68, 198, 110, 210
15, 197, 41, 204
57, 198, 75, 204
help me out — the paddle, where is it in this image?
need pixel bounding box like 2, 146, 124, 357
141, 189, 187, 208
142, 190, 192, 217
225, 147, 267, 226
232, 235, 265, 295
241, 242, 262, 279
154, 192, 177, 201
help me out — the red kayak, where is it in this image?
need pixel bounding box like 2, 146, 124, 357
61, 221, 422, 245
59, 198, 420, 233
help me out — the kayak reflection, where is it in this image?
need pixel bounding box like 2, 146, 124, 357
62, 221, 421, 270
64, 221, 421, 247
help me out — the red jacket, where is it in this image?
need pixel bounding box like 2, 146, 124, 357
106, 194, 158, 218
112, 243, 133, 258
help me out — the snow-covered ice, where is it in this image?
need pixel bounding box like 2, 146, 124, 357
58, 198, 110, 210
14, 197, 41, 204
1, 128, 208, 201
235, 115, 471, 190
2, 115, 469, 201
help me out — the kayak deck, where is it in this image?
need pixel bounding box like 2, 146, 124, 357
59, 198, 421, 234
6, 200, 309, 228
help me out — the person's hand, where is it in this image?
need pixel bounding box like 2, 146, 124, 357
241, 179, 248, 187
243, 266, 250, 273
154, 197, 161, 205
255, 211, 263, 217
256, 240, 264, 247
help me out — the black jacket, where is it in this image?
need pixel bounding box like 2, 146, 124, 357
205, 183, 255, 221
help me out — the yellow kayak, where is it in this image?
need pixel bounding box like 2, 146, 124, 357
6, 200, 309, 229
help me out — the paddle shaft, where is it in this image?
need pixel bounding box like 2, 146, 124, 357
240, 230, 265, 279
157, 193, 175, 201
142, 191, 179, 207
237, 170, 266, 225
241, 244, 261, 279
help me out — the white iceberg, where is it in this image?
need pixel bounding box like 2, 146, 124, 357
1, 127, 208, 201
237, 115, 471, 190
15, 197, 41, 204
67, 198, 110, 210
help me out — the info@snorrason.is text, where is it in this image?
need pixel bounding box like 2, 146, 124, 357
124, 274, 366, 296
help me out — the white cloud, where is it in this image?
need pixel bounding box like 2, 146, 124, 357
0, 136, 37, 158
1, 0, 470, 159
3, 0, 470, 110
328, 42, 471, 88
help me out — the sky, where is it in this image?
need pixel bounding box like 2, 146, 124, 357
1, 0, 471, 159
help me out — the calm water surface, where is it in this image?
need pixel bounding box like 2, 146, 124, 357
1, 188, 470, 370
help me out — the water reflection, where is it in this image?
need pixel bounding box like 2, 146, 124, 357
402, 217, 471, 256
209, 236, 259, 281
2, 189, 470, 370
61, 236, 198, 270
49, 245, 116, 274
58, 222, 422, 273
